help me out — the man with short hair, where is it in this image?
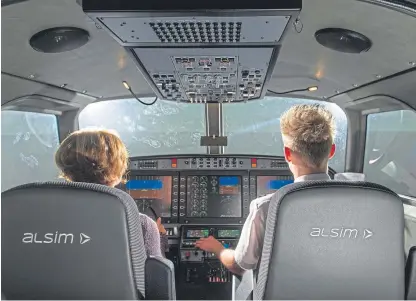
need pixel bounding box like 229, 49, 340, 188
195, 104, 336, 275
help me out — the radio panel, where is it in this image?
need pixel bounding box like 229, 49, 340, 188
180, 226, 242, 262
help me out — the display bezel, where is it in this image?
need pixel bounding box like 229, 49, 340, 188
180, 171, 246, 225
120, 171, 180, 223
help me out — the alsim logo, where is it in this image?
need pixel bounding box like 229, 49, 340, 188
310, 227, 373, 239
22, 232, 91, 244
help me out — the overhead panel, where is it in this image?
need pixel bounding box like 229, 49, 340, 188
83, 0, 301, 103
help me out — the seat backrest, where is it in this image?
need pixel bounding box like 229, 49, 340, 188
1, 181, 147, 300
255, 181, 405, 300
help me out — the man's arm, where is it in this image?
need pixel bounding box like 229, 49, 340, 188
195, 194, 270, 275
195, 236, 245, 276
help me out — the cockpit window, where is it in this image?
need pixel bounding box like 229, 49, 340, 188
223, 97, 348, 172
1, 111, 60, 192
78, 98, 206, 156
364, 109, 416, 197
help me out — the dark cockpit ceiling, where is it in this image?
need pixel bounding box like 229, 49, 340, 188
1, 0, 416, 112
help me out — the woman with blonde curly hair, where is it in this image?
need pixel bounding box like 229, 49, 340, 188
55, 128, 167, 256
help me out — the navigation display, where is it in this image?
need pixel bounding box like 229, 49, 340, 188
186, 229, 209, 238
126, 176, 172, 218
218, 229, 241, 238
256, 176, 293, 196
186, 175, 242, 218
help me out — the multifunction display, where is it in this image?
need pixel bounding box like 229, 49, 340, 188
186, 176, 242, 218
256, 175, 293, 196
125, 176, 173, 218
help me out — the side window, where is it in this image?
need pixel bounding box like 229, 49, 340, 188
363, 109, 416, 196
1, 111, 60, 192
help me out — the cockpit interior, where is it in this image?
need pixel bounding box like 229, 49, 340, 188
1, 0, 416, 299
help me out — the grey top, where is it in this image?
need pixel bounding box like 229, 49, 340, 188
234, 173, 331, 270
139, 213, 168, 257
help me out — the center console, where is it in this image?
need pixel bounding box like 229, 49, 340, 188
118, 155, 334, 299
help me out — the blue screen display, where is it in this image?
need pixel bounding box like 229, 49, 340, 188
126, 180, 162, 190
219, 176, 239, 186
267, 180, 294, 190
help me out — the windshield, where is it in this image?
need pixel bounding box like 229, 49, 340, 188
79, 99, 206, 155
223, 97, 347, 172
78, 97, 347, 171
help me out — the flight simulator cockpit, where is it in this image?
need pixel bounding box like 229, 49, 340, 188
3, 0, 416, 300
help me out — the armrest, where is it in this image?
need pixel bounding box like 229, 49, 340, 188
406, 246, 416, 300
145, 256, 176, 300
232, 270, 254, 301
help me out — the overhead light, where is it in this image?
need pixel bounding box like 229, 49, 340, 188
122, 81, 130, 90
308, 86, 318, 92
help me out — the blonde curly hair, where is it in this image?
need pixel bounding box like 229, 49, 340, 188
280, 104, 336, 168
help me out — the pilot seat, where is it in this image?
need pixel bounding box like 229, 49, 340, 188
1, 181, 175, 300
234, 180, 405, 300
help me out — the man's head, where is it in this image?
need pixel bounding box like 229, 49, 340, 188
280, 104, 336, 177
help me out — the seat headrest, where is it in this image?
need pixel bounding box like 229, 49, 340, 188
255, 180, 405, 300
334, 172, 366, 181
1, 182, 146, 300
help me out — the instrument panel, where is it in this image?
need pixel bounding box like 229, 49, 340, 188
118, 155, 333, 300
119, 156, 336, 224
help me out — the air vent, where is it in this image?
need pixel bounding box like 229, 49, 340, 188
149, 21, 242, 43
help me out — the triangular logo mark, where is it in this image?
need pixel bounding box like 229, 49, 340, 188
80, 233, 91, 244
363, 229, 373, 239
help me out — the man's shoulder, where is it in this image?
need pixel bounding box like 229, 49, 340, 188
251, 193, 275, 210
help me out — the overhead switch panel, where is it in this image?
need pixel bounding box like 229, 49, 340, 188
83, 0, 301, 103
